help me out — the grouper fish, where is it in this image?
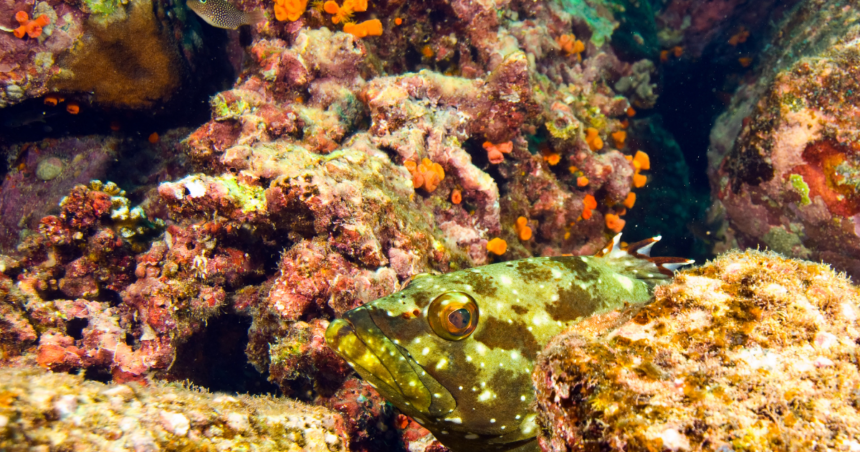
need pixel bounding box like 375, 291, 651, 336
325, 234, 692, 452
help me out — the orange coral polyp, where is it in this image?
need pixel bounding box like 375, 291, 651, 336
611, 131, 626, 147
518, 226, 532, 241
516, 216, 528, 229
577, 176, 589, 187
26, 22, 42, 38
451, 189, 462, 205
487, 238, 507, 255
484, 141, 513, 164
406, 158, 445, 192
12, 12, 50, 38
605, 213, 625, 233
623, 192, 636, 209
633, 173, 647, 188
343, 19, 382, 38
585, 127, 603, 151
633, 150, 650, 170
346, 0, 367, 12
323, 1, 339, 14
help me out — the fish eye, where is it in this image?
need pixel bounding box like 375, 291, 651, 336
428, 292, 478, 341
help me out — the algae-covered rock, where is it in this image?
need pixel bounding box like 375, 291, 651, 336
0, 366, 349, 451
534, 250, 860, 451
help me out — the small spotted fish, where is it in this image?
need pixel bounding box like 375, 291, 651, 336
326, 234, 693, 452
186, 0, 264, 29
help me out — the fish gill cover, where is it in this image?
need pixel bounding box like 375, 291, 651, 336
0, 0, 859, 451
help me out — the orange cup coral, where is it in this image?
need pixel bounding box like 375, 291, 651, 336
623, 192, 636, 209
12, 12, 50, 39
451, 189, 462, 205
585, 128, 603, 151
487, 238, 507, 255
514, 216, 533, 241
581, 194, 597, 220
343, 19, 382, 38
483, 141, 513, 164
611, 130, 626, 148
605, 213, 625, 233
556, 34, 585, 57
274, 0, 307, 21
405, 158, 445, 193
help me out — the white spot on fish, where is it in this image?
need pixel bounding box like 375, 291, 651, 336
550, 294, 559, 301
478, 389, 495, 402
515, 414, 521, 420
436, 358, 448, 370
614, 274, 634, 291
520, 395, 526, 401
490, 418, 496, 423
512, 289, 518, 295
521, 414, 537, 434
422, 347, 430, 356
551, 269, 562, 278
476, 343, 487, 355
446, 417, 462, 424
466, 355, 473, 362
501, 276, 512, 285
511, 350, 520, 360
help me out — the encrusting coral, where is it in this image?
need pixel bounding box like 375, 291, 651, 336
534, 249, 860, 451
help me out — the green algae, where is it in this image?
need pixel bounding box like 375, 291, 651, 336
211, 93, 251, 121
556, 0, 617, 46
221, 176, 267, 213
789, 174, 811, 206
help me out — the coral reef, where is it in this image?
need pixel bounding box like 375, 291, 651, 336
0, 366, 349, 451
534, 249, 860, 451
709, 0, 860, 278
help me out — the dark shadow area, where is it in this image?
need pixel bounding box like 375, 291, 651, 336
168, 313, 281, 396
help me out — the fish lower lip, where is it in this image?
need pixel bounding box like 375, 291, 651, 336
326, 309, 452, 415
325, 317, 405, 397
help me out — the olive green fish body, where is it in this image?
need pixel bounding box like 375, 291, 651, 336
187, 0, 264, 29
326, 235, 692, 451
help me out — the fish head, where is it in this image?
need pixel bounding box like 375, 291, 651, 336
186, 0, 223, 28
326, 267, 545, 451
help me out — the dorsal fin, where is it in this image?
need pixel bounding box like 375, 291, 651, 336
595, 234, 694, 286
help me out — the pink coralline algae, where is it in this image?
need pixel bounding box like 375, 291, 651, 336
534, 250, 860, 451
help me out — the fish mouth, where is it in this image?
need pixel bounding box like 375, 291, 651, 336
326, 307, 456, 417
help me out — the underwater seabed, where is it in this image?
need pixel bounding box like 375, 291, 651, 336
2, 0, 860, 450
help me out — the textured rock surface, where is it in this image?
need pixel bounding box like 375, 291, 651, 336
534, 250, 860, 451
0, 366, 349, 451
709, 0, 860, 278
